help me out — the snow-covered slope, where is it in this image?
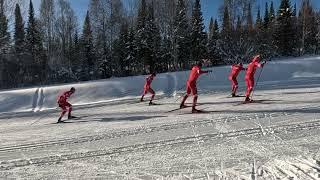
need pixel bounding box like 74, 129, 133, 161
1, 57, 320, 179
1, 56, 320, 114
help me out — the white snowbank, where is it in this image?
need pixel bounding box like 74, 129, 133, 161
1, 56, 320, 114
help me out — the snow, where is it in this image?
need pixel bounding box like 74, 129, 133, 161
1, 56, 320, 179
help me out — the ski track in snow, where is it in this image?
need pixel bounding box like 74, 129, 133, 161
1, 57, 320, 179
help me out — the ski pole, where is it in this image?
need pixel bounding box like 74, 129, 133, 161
174, 84, 186, 102
250, 62, 265, 100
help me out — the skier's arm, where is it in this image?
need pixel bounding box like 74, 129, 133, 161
256, 61, 265, 68
198, 69, 209, 74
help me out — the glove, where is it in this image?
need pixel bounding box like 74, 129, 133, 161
207, 70, 213, 73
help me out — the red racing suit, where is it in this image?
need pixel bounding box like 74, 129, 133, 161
186, 65, 208, 96
57, 91, 73, 112
228, 64, 245, 93
245, 56, 264, 97
143, 74, 155, 95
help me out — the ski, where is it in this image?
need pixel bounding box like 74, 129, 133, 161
54, 121, 72, 124
166, 106, 190, 113
149, 102, 162, 106
234, 99, 269, 106
227, 95, 246, 98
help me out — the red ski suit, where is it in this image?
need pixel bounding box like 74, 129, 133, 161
186, 65, 208, 96
245, 56, 264, 97
143, 74, 155, 96
57, 91, 74, 114
229, 64, 245, 93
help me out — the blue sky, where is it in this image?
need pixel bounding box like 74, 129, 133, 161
32, 0, 320, 29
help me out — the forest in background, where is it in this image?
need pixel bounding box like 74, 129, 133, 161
0, 0, 319, 89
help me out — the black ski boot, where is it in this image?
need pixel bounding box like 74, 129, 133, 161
180, 103, 187, 109
231, 93, 236, 97
245, 96, 251, 102
57, 117, 63, 123
192, 108, 203, 114
68, 114, 77, 119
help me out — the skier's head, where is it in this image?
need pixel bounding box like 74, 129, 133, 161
197, 62, 203, 68
252, 55, 261, 62
151, 72, 156, 77
70, 87, 76, 93
238, 62, 243, 66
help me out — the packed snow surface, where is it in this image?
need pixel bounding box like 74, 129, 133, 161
1, 56, 320, 179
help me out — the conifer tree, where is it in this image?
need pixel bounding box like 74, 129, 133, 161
264, 2, 269, 29
80, 11, 95, 80
26, 0, 47, 84
173, 0, 190, 69
208, 19, 221, 65
0, 0, 9, 53
190, 0, 207, 63
14, 4, 24, 55
274, 0, 296, 56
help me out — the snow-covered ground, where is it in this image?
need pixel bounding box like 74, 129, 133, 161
1, 57, 320, 179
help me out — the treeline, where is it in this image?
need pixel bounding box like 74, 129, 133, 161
0, 0, 319, 89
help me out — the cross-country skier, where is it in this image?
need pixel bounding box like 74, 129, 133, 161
57, 87, 76, 123
229, 63, 246, 97
245, 55, 266, 102
140, 72, 157, 105
180, 62, 211, 113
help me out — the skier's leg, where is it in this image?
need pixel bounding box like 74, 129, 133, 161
191, 84, 199, 112
245, 78, 251, 101
248, 78, 255, 98
229, 77, 234, 94
58, 104, 67, 122
180, 83, 190, 108
149, 88, 155, 105
231, 77, 238, 96
245, 77, 254, 101
66, 103, 74, 119
141, 89, 147, 102
234, 78, 239, 96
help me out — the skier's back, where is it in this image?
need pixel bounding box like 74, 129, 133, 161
229, 63, 246, 97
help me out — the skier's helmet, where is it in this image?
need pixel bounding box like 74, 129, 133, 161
151, 72, 156, 77
197, 62, 203, 67
70, 87, 76, 93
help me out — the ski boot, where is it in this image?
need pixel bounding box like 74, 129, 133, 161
231, 93, 236, 97
180, 103, 187, 109
245, 96, 252, 102
192, 108, 203, 114
68, 114, 77, 119
57, 117, 63, 123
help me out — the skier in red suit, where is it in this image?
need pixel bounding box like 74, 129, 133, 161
229, 63, 246, 97
245, 55, 265, 102
57, 87, 76, 123
180, 62, 211, 113
140, 73, 156, 105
